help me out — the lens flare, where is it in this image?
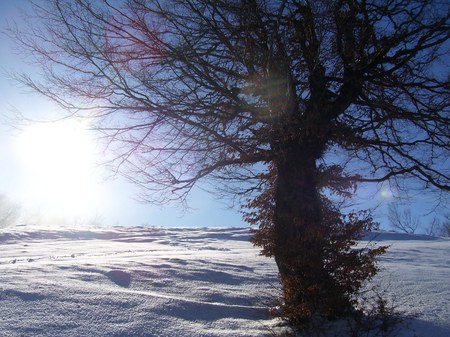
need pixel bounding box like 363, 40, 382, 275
380, 185, 398, 200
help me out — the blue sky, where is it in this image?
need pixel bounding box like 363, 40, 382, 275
0, 0, 243, 226
0, 1, 446, 229
0, 0, 244, 227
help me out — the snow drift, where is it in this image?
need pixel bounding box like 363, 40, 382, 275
0, 225, 449, 336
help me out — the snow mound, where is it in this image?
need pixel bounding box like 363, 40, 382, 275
363, 230, 443, 242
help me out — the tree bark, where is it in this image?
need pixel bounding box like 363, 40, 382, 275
273, 138, 328, 317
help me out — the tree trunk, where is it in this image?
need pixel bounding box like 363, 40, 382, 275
273, 141, 329, 321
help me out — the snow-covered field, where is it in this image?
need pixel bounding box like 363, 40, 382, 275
0, 225, 449, 336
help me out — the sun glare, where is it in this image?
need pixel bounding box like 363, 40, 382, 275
16, 120, 101, 221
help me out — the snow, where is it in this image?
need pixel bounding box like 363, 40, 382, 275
0, 225, 449, 336
360, 231, 450, 336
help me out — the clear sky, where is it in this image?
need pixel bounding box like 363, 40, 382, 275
0, 1, 446, 229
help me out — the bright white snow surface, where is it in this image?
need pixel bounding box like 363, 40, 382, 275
0, 225, 449, 337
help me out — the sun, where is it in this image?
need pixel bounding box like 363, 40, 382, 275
16, 120, 101, 220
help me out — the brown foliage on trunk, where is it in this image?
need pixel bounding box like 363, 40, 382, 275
246, 166, 387, 323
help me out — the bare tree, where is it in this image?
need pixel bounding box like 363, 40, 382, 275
442, 215, 450, 237
427, 214, 450, 236
388, 203, 420, 234
0, 194, 20, 228
8, 0, 449, 325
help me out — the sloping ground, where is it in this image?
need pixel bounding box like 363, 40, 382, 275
0, 225, 449, 336
361, 231, 450, 337
0, 225, 279, 336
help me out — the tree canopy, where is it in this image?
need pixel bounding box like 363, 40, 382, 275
12, 0, 449, 202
